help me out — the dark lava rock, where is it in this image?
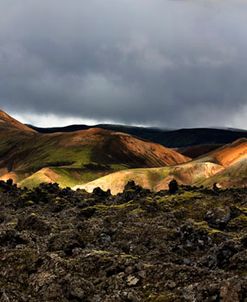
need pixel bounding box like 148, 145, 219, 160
241, 234, 247, 247
202, 241, 239, 269
93, 187, 111, 199
220, 278, 246, 302
61, 274, 94, 301
78, 207, 96, 219
0, 213, 5, 224
48, 231, 85, 255
0, 229, 28, 248
117, 181, 151, 203
176, 224, 211, 251
169, 179, 179, 194
204, 207, 231, 230
0, 182, 246, 301
16, 213, 51, 235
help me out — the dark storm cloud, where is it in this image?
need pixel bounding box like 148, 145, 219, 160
0, 0, 247, 128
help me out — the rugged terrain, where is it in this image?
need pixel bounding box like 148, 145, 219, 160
1, 110, 246, 190
0, 110, 189, 188
75, 139, 247, 194
0, 180, 246, 301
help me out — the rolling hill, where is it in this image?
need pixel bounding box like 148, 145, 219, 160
75, 139, 247, 194
196, 138, 247, 167
18, 129, 190, 188
1, 109, 246, 190
0, 110, 35, 132
200, 158, 247, 188
30, 124, 247, 149
0, 110, 190, 187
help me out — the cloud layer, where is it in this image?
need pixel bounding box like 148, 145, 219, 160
0, 0, 247, 128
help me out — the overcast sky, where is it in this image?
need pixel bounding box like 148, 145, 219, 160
0, 0, 247, 128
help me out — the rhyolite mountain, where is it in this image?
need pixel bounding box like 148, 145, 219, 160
30, 123, 247, 158
0, 109, 246, 190
75, 138, 247, 194
0, 110, 189, 188
0, 110, 35, 133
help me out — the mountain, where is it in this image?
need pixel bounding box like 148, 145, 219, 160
1, 109, 246, 190
196, 138, 247, 167
75, 139, 247, 194
177, 144, 223, 158
0, 110, 189, 187
200, 158, 247, 188
30, 124, 247, 149
197, 139, 247, 188
73, 162, 223, 195
0, 110, 37, 180
0, 110, 35, 132
18, 129, 189, 188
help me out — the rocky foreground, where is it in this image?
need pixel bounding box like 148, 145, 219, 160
0, 180, 246, 301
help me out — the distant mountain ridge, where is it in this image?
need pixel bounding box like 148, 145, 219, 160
29, 124, 247, 148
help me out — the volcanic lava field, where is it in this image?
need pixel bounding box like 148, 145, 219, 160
1, 180, 246, 301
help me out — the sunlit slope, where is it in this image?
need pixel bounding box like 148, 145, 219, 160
19, 166, 113, 188
74, 162, 223, 195
0, 110, 35, 132
196, 138, 247, 167
18, 129, 190, 187
0, 110, 190, 187
200, 158, 247, 188
12, 128, 189, 169
75, 139, 247, 194
2, 109, 245, 190
74, 167, 170, 194
0, 110, 36, 179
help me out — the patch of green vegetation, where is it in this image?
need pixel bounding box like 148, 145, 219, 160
95, 200, 136, 211
82, 200, 136, 214
178, 191, 202, 200
90, 249, 112, 256
110, 163, 129, 170
26, 144, 92, 171
52, 167, 99, 187
84, 250, 139, 260
147, 292, 178, 302
228, 215, 247, 229
130, 207, 145, 215
19, 173, 45, 188
192, 220, 223, 235
20, 163, 128, 189
17, 140, 131, 188
240, 207, 247, 215
147, 168, 170, 188
156, 191, 202, 204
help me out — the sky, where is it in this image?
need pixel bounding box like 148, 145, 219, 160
0, 0, 247, 129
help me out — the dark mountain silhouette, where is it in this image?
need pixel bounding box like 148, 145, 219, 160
29, 124, 247, 149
